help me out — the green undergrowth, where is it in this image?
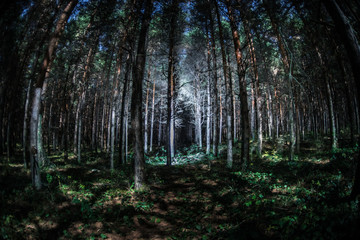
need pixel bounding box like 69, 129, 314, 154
0, 143, 359, 239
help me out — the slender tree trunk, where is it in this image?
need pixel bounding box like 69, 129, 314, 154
47, 96, 53, 155
219, 86, 223, 145
208, 5, 219, 156
158, 96, 163, 147
144, 68, 151, 154
194, 74, 202, 149
23, 79, 32, 168
0, 86, 4, 156
91, 84, 99, 152
232, 79, 237, 142
37, 113, 45, 166
110, 106, 116, 169
166, 0, 179, 166
125, 104, 129, 164
216, 1, 233, 168
119, 54, 131, 164
74, 101, 80, 154
77, 113, 82, 164
244, 21, 262, 156
265, 80, 273, 141
288, 77, 295, 161
225, 1, 250, 168
130, 0, 153, 190
77, 92, 85, 163
326, 75, 338, 150
150, 74, 156, 152
29, 0, 78, 190
250, 82, 256, 140
295, 94, 301, 153
206, 41, 211, 154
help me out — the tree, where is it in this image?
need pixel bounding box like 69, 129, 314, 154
215, 0, 233, 168
29, 0, 78, 190
224, 0, 250, 168
130, 0, 153, 190
166, 0, 181, 166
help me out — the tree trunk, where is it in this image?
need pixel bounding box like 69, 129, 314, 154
326, 75, 338, 151
130, 0, 153, 190
244, 20, 262, 156
110, 106, 116, 169
158, 96, 163, 147
77, 113, 82, 164
29, 0, 78, 190
23, 79, 32, 168
91, 83, 99, 152
288, 78, 295, 161
267, 81, 274, 140
166, 0, 179, 166
37, 113, 45, 166
144, 68, 151, 154
150, 73, 156, 152
206, 40, 211, 154
226, 1, 250, 168
74, 100, 80, 154
208, 3, 219, 156
194, 73, 202, 149
119, 54, 131, 164
219, 86, 223, 145
216, 1, 233, 168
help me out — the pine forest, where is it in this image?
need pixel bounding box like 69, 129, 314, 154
1, 0, 360, 239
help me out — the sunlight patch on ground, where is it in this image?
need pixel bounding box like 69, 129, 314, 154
303, 158, 330, 165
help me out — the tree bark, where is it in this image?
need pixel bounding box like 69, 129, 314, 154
158, 96, 163, 147
23, 79, 32, 168
206, 38, 212, 155
225, 0, 250, 168
166, 0, 179, 166
144, 68, 151, 154
216, 0, 233, 169
29, 0, 78, 190
194, 71, 202, 149
150, 72, 156, 152
130, 0, 153, 190
209, 2, 219, 156
119, 54, 131, 164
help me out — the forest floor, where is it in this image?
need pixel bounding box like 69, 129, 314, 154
1, 139, 360, 239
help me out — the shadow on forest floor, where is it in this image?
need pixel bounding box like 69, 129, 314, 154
1, 142, 360, 239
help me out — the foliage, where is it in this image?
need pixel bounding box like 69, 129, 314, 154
1, 143, 359, 239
